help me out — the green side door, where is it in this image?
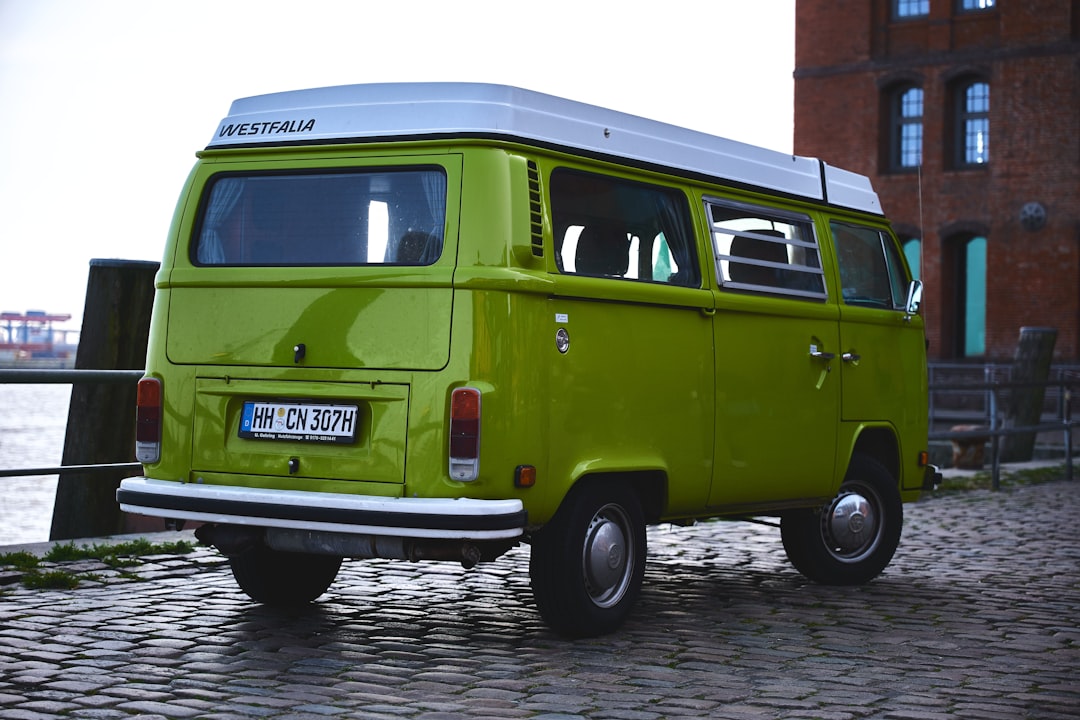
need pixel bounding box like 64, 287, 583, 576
544, 167, 715, 519
705, 198, 841, 509
829, 221, 929, 490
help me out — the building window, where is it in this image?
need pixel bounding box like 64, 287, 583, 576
889, 86, 924, 170
894, 0, 930, 18
902, 237, 921, 280
958, 0, 995, 11
953, 235, 986, 357
956, 80, 990, 166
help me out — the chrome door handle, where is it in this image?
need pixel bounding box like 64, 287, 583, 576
842, 352, 861, 363
809, 346, 835, 360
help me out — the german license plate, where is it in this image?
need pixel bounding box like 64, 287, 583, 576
239, 401, 359, 444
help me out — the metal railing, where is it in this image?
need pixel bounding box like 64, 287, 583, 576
927, 362, 1080, 427
3, 366, 1079, 491
0, 368, 143, 478
929, 376, 1080, 490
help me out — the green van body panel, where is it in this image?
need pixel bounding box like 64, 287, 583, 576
118, 84, 935, 633
136, 137, 930, 517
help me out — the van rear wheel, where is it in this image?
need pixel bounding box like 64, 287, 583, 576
780, 454, 902, 585
229, 545, 342, 606
529, 483, 646, 638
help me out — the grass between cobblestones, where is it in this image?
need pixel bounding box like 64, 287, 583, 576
0, 538, 195, 591
0, 463, 1068, 594
933, 462, 1070, 493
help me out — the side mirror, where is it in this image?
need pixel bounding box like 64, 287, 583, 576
905, 279, 923, 316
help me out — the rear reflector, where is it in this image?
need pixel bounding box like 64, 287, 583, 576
135, 377, 162, 464
449, 387, 481, 481
515, 465, 536, 488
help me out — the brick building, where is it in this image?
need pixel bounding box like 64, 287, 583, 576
794, 0, 1080, 360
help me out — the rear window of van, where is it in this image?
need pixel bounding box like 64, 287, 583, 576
192, 168, 447, 266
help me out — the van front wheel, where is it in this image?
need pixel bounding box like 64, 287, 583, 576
529, 483, 646, 638
780, 455, 902, 585
229, 545, 342, 606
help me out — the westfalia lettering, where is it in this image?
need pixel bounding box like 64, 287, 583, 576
218, 118, 316, 138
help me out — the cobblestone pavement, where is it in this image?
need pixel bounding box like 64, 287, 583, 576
1, 481, 1078, 720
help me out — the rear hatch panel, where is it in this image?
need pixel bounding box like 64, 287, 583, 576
166, 280, 453, 371
192, 377, 409, 484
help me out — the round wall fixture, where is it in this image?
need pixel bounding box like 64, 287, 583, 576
1019, 202, 1047, 232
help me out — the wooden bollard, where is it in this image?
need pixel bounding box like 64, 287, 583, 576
49, 259, 159, 541
1000, 327, 1057, 463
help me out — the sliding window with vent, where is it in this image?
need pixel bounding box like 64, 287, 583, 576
707, 198, 826, 301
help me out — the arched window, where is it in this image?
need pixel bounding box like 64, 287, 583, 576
902, 237, 921, 280
952, 235, 987, 357
956, 80, 990, 167
889, 86, 924, 171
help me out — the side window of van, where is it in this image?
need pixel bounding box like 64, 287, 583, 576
707, 199, 827, 300
829, 222, 909, 309
551, 169, 700, 287
193, 168, 447, 266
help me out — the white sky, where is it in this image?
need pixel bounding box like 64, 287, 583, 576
0, 0, 794, 332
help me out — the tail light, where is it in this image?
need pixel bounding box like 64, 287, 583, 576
449, 387, 481, 481
135, 377, 162, 464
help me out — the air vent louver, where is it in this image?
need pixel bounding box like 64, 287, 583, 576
527, 161, 544, 257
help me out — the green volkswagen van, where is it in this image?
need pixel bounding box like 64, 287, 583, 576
118, 83, 940, 637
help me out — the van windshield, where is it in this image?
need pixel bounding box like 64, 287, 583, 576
193, 168, 447, 266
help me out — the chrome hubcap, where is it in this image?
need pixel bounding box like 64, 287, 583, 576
823, 491, 879, 559
583, 505, 633, 608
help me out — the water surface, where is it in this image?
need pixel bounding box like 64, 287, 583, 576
0, 384, 69, 545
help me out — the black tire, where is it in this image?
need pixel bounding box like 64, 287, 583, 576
781, 454, 903, 585
529, 482, 646, 638
228, 545, 342, 606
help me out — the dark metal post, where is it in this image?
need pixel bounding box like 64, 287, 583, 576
1066, 387, 1074, 482
990, 387, 1001, 491
49, 259, 158, 540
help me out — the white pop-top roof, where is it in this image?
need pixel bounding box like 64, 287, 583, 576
207, 83, 882, 215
